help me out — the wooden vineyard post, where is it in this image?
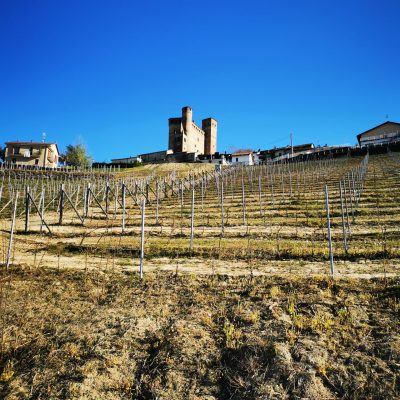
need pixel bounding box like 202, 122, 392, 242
180, 180, 184, 234
220, 176, 225, 237
324, 185, 335, 278
40, 189, 45, 232
155, 181, 159, 225
347, 174, 355, 224
85, 183, 91, 218
342, 178, 351, 237
201, 176, 205, 230
25, 186, 30, 233
6, 191, 19, 270
241, 169, 247, 226
270, 170, 275, 205
350, 172, 356, 222
139, 199, 146, 280
59, 184, 64, 225
339, 180, 348, 254
258, 173, 263, 217
105, 182, 110, 216
121, 182, 126, 232
114, 184, 119, 219
190, 186, 195, 251
163, 177, 167, 198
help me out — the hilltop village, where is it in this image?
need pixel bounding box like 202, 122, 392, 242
2, 106, 400, 169
107, 106, 400, 167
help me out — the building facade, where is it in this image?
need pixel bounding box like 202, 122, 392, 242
232, 151, 255, 166
5, 142, 59, 168
261, 143, 314, 161
357, 121, 400, 146
168, 107, 217, 155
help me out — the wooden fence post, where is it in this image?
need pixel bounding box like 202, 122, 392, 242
190, 187, 195, 251
339, 180, 348, 254
105, 182, 110, 215
324, 185, 335, 278
122, 182, 126, 232
85, 183, 91, 218
241, 169, 246, 225
220, 176, 225, 237
59, 184, 64, 225
139, 199, 146, 279
25, 186, 30, 232
155, 181, 159, 225
6, 191, 19, 270
40, 189, 45, 232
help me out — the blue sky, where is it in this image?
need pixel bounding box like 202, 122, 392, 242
1, 0, 399, 161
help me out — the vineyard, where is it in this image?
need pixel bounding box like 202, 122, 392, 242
0, 153, 399, 399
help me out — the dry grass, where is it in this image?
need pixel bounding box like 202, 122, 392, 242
0, 267, 399, 399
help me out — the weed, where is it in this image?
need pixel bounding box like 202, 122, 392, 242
0, 360, 15, 382
270, 286, 281, 298
223, 319, 242, 349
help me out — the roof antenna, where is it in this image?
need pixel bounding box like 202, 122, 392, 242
42, 132, 46, 143
386, 114, 389, 121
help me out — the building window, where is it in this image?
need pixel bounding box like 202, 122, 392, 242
13, 147, 20, 155
236, 158, 239, 162
35, 159, 39, 165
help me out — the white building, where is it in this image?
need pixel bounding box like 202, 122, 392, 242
198, 152, 230, 165
232, 151, 254, 166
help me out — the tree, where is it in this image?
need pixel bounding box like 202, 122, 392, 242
0, 146, 5, 162
65, 144, 92, 167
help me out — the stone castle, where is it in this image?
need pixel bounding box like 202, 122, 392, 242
110, 106, 217, 164
168, 107, 217, 155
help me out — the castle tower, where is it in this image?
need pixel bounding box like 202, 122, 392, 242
202, 118, 217, 155
182, 106, 192, 135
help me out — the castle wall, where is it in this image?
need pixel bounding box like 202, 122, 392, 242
185, 122, 205, 154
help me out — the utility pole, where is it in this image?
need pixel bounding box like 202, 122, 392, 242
290, 132, 294, 156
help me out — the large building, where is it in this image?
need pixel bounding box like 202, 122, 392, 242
110, 106, 217, 165
4, 141, 60, 168
357, 121, 400, 146
168, 106, 217, 155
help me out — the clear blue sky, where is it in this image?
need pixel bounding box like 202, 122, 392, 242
1, 0, 399, 161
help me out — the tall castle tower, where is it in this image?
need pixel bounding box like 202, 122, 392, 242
202, 118, 217, 155
182, 106, 192, 136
